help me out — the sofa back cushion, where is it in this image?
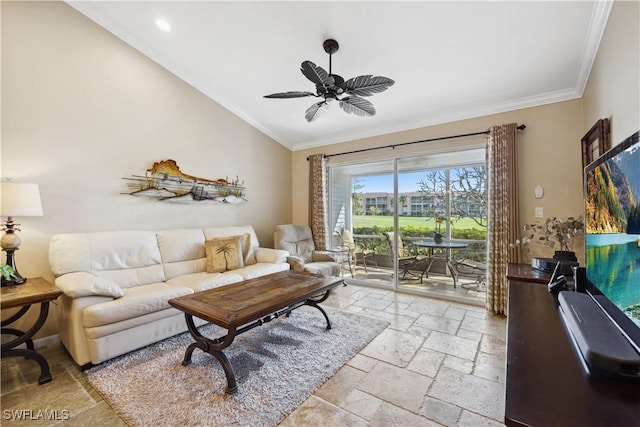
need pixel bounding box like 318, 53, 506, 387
49, 231, 165, 288
156, 228, 207, 280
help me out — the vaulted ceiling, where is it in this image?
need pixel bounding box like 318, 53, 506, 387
68, 1, 611, 151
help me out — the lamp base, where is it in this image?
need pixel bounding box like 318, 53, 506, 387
1, 247, 27, 287
1, 276, 27, 287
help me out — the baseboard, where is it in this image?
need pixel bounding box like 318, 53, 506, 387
33, 334, 61, 349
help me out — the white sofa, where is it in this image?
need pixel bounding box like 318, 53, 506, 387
49, 225, 289, 367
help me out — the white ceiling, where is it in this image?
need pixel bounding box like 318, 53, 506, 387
67, 1, 612, 151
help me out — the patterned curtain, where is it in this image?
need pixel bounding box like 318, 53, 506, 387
308, 154, 328, 250
486, 123, 521, 315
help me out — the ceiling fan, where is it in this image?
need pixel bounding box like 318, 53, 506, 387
264, 39, 395, 122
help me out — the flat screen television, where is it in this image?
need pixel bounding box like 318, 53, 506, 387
583, 130, 640, 355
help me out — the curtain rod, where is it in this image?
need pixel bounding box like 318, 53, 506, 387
306, 124, 526, 160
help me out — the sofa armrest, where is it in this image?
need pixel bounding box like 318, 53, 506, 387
312, 251, 337, 262
254, 247, 289, 264
287, 255, 306, 271
55, 272, 124, 299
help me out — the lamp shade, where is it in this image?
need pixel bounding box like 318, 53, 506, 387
1, 183, 44, 217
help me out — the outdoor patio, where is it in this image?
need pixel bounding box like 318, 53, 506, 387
342, 261, 487, 306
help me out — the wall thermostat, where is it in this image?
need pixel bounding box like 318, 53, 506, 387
534, 185, 544, 199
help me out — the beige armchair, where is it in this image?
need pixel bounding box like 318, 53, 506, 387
274, 224, 341, 276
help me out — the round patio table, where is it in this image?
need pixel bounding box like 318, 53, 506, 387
413, 240, 468, 287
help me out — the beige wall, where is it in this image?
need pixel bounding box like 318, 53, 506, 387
1, 2, 292, 338
583, 0, 640, 144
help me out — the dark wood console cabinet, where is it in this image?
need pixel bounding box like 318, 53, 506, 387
505, 263, 639, 427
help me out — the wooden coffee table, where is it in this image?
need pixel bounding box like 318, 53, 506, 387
168, 270, 343, 394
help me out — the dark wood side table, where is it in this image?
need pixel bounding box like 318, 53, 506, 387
1, 277, 62, 384
505, 265, 640, 426
506, 262, 551, 283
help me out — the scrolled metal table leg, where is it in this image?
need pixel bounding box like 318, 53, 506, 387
304, 297, 332, 330
181, 313, 239, 394
0, 302, 53, 384
3, 349, 53, 384
210, 348, 238, 394
1, 328, 35, 350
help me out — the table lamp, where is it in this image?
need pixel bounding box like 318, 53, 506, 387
1, 182, 44, 286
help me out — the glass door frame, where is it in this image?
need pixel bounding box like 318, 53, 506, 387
327, 146, 487, 302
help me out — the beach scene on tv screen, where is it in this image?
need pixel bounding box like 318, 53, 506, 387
585, 140, 640, 326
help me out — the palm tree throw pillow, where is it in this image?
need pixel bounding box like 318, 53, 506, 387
205, 236, 245, 273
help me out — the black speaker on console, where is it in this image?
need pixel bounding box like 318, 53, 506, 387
573, 266, 586, 293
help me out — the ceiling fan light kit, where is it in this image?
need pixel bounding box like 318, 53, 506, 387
264, 39, 395, 122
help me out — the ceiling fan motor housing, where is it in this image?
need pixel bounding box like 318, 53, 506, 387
323, 39, 339, 55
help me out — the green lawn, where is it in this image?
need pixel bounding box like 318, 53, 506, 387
353, 215, 484, 230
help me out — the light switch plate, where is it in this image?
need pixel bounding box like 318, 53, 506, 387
535, 207, 544, 218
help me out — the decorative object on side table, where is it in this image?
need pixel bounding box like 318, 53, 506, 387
0, 264, 17, 282
1, 182, 44, 286
512, 216, 584, 275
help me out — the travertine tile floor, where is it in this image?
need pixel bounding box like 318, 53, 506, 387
1, 284, 506, 426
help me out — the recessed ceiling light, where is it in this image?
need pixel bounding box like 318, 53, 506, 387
155, 19, 171, 32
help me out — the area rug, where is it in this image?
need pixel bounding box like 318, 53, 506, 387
85, 306, 388, 427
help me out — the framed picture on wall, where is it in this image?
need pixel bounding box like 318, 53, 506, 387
581, 118, 610, 168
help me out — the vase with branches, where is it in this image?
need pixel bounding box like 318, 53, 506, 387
434, 215, 446, 243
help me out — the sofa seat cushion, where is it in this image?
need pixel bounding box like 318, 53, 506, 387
84, 307, 184, 340
234, 262, 290, 280
83, 283, 193, 328
166, 271, 243, 292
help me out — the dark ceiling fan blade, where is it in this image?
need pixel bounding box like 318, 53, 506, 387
339, 96, 376, 117
329, 74, 345, 94
263, 91, 316, 99
300, 61, 335, 89
305, 101, 329, 122
344, 75, 395, 97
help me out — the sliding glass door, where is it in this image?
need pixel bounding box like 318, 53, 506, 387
396, 152, 487, 300
328, 148, 487, 304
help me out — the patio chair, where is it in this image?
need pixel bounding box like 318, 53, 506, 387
454, 258, 487, 289
342, 229, 377, 273
383, 232, 426, 279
